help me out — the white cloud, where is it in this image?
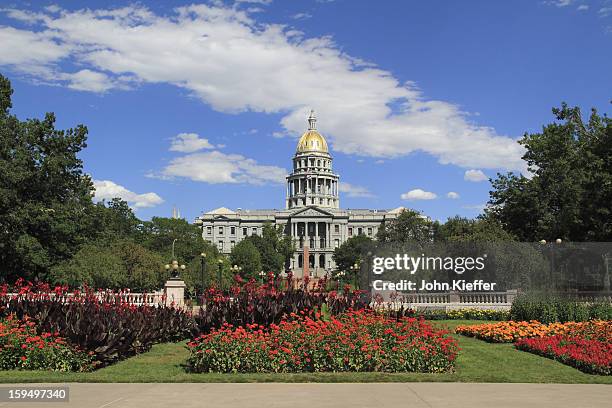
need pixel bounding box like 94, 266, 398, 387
92, 180, 164, 209
577, 4, 589, 11
400, 189, 437, 201
546, 0, 574, 7
156, 150, 287, 185
292, 12, 313, 20
600, 6, 612, 17
0, 4, 526, 171
447, 191, 460, 199
169, 133, 215, 153
63, 69, 116, 92
462, 204, 487, 212
464, 169, 488, 182
339, 182, 374, 198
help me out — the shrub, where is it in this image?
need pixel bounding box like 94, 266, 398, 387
511, 292, 611, 323
0, 315, 93, 372
187, 310, 458, 373
1, 280, 195, 367
515, 336, 612, 375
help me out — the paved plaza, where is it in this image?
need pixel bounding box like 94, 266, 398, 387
1, 383, 610, 408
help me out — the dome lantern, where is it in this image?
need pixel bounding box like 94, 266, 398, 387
296, 110, 329, 154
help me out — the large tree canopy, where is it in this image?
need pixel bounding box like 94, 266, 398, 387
0, 74, 94, 281
487, 103, 611, 241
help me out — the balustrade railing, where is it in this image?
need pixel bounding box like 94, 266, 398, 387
4, 291, 165, 306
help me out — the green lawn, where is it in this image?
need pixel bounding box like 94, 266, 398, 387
1, 320, 611, 383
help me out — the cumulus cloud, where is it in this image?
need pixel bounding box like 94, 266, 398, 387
447, 191, 460, 199
464, 169, 488, 182
169, 133, 215, 153
154, 150, 287, 185
339, 182, 374, 198
92, 180, 164, 208
0, 4, 525, 171
400, 189, 437, 201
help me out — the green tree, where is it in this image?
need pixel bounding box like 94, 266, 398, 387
376, 208, 434, 245
0, 74, 95, 282
488, 103, 611, 241
333, 235, 375, 272
139, 217, 214, 265
437, 215, 516, 242
49, 240, 166, 291
112, 240, 167, 291
49, 243, 125, 289
230, 239, 262, 279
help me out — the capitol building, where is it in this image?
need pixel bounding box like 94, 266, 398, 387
195, 111, 406, 277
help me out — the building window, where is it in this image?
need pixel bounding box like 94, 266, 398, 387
319, 198, 323, 204
206, 226, 212, 234
334, 239, 339, 248
367, 227, 373, 236
348, 227, 353, 236
218, 226, 224, 235
230, 241, 235, 249
334, 225, 339, 233
243, 227, 247, 236
252, 227, 257, 235
218, 241, 223, 250
230, 226, 236, 235
358, 227, 363, 235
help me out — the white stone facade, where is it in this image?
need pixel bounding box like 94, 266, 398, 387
195, 112, 407, 277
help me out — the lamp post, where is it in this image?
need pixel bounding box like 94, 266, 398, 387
336, 270, 346, 292
349, 261, 359, 288
165, 259, 186, 280
217, 258, 224, 289
200, 252, 207, 294
231, 264, 242, 277
258, 270, 266, 284
539, 239, 562, 289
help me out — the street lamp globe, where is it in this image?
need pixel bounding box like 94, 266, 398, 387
556, 238, 562, 244
539, 239, 547, 245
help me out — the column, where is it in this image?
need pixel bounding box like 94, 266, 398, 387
315, 222, 319, 248
326, 223, 330, 249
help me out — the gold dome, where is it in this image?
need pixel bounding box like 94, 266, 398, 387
296, 110, 329, 154
296, 130, 328, 153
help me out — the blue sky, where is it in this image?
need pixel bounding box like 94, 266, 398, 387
1, 0, 610, 222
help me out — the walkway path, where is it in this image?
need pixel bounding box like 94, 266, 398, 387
2, 383, 610, 408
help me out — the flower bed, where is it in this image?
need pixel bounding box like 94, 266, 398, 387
421, 308, 509, 321
0, 315, 92, 372
187, 310, 458, 373
1, 280, 195, 367
455, 320, 611, 343
515, 336, 612, 375
195, 275, 367, 333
